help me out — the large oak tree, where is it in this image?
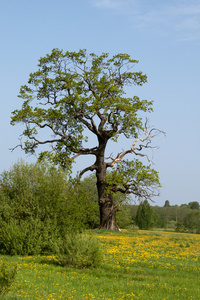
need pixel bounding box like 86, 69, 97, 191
11, 49, 162, 230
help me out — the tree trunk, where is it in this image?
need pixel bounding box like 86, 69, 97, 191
95, 136, 120, 231
97, 178, 120, 230
98, 198, 119, 230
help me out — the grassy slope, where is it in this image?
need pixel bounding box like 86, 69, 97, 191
1, 229, 200, 299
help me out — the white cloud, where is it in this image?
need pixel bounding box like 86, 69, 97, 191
91, 0, 200, 42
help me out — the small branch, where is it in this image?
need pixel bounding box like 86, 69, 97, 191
10, 138, 23, 152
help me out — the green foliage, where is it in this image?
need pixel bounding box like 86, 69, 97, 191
74, 174, 99, 228
188, 201, 199, 210
0, 218, 60, 256
164, 200, 170, 207
116, 204, 134, 229
11, 49, 151, 169
183, 211, 200, 232
175, 221, 184, 232
0, 160, 69, 223
10, 49, 163, 230
135, 200, 158, 230
57, 232, 103, 269
0, 262, 17, 297
113, 160, 161, 201
0, 161, 99, 255
152, 204, 200, 231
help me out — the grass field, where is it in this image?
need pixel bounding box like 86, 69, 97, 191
1, 229, 200, 299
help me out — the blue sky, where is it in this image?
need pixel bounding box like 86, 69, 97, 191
0, 0, 200, 206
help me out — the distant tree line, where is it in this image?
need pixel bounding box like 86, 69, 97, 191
122, 200, 200, 233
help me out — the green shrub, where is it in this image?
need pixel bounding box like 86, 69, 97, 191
0, 218, 60, 256
57, 232, 103, 269
175, 221, 184, 232
0, 161, 100, 255
116, 204, 134, 229
0, 263, 17, 297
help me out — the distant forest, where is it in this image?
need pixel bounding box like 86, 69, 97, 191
118, 200, 200, 233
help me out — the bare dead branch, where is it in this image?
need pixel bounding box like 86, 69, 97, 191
106, 119, 165, 168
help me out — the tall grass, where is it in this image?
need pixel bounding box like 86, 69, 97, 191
1, 229, 200, 299
0, 262, 17, 297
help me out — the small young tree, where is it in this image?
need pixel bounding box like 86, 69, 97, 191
135, 199, 154, 230
11, 49, 163, 230
164, 200, 170, 207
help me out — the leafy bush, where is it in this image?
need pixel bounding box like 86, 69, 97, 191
57, 232, 103, 269
175, 221, 184, 232
75, 175, 99, 229
116, 204, 134, 229
0, 263, 17, 297
0, 161, 99, 255
0, 218, 60, 256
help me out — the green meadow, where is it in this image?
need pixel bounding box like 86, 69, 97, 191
1, 229, 200, 300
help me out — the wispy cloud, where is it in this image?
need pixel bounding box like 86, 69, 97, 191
93, 0, 121, 10
91, 0, 139, 14
174, 3, 200, 15
91, 0, 200, 42
162, 1, 200, 41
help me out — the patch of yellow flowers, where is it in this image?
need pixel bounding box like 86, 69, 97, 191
98, 230, 200, 271
1, 229, 200, 299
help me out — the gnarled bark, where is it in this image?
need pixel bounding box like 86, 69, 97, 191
95, 136, 120, 231
98, 198, 119, 230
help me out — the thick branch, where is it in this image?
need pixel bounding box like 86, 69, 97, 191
75, 112, 101, 136
78, 164, 97, 180
71, 147, 98, 159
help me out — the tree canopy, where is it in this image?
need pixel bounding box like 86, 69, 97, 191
11, 49, 163, 230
